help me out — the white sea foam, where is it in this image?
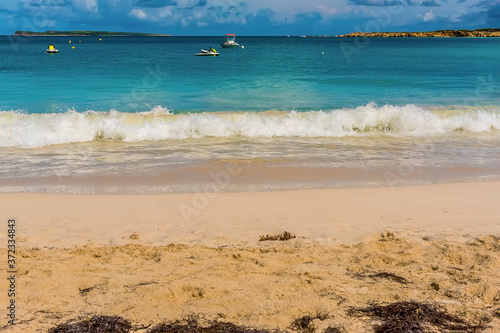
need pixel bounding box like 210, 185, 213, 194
1, 103, 499, 148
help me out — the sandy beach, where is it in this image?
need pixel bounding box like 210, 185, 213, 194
1, 181, 500, 331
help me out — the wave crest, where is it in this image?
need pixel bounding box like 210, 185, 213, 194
1, 104, 498, 148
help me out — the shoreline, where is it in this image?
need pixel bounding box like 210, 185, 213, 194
2, 172, 498, 195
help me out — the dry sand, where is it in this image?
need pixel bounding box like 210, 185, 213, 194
0, 181, 499, 332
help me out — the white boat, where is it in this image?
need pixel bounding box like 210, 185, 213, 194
46, 44, 59, 53
195, 49, 219, 56
221, 34, 239, 48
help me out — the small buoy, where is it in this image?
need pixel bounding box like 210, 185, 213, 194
322, 51, 324, 54
72, 46, 75, 49
79, 40, 81, 43
241, 45, 244, 49
99, 38, 102, 41
69, 40, 71, 43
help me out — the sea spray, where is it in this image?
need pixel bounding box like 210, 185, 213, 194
0, 104, 499, 148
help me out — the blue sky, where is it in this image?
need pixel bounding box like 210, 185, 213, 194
0, 0, 499, 35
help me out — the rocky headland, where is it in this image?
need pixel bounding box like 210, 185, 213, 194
338, 28, 500, 38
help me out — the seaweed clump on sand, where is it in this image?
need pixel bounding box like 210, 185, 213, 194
289, 311, 331, 333
354, 271, 408, 284
348, 300, 488, 332
323, 327, 347, 333
259, 231, 296, 242
48, 315, 131, 333
148, 316, 273, 333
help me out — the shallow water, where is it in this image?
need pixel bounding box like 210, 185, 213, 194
1, 129, 499, 193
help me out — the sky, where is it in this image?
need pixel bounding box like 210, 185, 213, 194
0, 0, 499, 35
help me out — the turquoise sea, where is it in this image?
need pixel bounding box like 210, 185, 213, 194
0, 36, 499, 193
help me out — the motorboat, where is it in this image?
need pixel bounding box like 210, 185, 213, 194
195, 49, 219, 56
46, 44, 59, 53
221, 34, 239, 48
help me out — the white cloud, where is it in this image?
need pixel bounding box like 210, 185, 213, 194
449, 9, 466, 22
156, 7, 174, 18
418, 9, 435, 21
130, 8, 147, 19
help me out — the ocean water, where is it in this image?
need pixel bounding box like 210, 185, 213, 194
0, 36, 499, 193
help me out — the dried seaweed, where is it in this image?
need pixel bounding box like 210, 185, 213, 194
78, 286, 95, 297
323, 327, 347, 333
48, 315, 131, 333
290, 315, 315, 333
348, 300, 488, 333
148, 319, 272, 333
78, 283, 106, 297
47, 314, 284, 333
290, 312, 330, 333
259, 231, 296, 242
46, 301, 490, 333
354, 271, 408, 284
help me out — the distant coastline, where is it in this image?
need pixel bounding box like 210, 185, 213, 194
337, 28, 500, 38
12, 30, 172, 36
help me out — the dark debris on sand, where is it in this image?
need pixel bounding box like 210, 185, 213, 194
354, 271, 408, 284
348, 300, 489, 333
48, 315, 132, 333
322, 327, 347, 333
147, 317, 274, 333
289, 311, 330, 333
46, 300, 492, 333
259, 231, 296, 242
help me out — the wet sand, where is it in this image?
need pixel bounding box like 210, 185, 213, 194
0, 181, 499, 331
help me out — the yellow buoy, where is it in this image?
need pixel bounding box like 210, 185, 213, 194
79, 40, 81, 43
99, 38, 102, 41
69, 40, 71, 43
72, 46, 75, 49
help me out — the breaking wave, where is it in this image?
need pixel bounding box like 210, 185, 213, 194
1, 103, 499, 148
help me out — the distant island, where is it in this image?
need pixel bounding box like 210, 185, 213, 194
12, 30, 172, 36
337, 28, 500, 38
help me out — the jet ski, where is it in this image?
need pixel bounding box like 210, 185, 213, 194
195, 49, 219, 56
46, 44, 59, 53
